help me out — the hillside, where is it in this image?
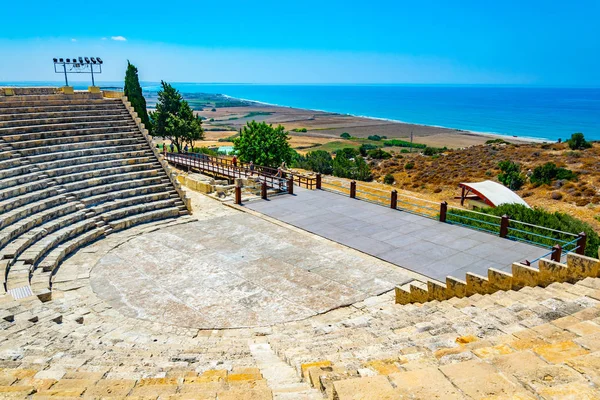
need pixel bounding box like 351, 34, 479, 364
369, 141, 600, 230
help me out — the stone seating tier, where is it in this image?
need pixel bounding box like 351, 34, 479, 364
0, 92, 188, 301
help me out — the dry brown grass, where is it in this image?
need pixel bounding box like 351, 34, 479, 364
369, 142, 600, 229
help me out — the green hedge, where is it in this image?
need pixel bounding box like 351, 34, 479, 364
448, 204, 598, 257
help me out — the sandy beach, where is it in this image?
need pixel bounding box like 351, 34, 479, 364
195, 102, 537, 151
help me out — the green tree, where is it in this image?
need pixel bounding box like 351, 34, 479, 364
530, 162, 577, 186
497, 160, 526, 190
233, 121, 293, 167
149, 81, 204, 152
332, 148, 372, 181
340, 132, 351, 139
567, 132, 592, 150
124, 61, 150, 132
304, 150, 333, 174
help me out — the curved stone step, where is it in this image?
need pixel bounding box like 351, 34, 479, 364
108, 207, 181, 232
81, 182, 172, 207
0, 112, 130, 128
0, 98, 117, 109
32, 149, 153, 172
62, 169, 164, 193
0, 92, 101, 103
0, 193, 67, 231
17, 137, 145, 157
2, 123, 136, 142
100, 198, 180, 223
90, 192, 174, 215
0, 102, 123, 115
25, 143, 149, 164
17, 217, 99, 270
8, 131, 140, 151
70, 176, 166, 200
0, 108, 128, 122
0, 187, 59, 216
0, 202, 83, 254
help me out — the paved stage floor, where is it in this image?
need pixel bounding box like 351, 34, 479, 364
245, 188, 549, 282
91, 213, 415, 329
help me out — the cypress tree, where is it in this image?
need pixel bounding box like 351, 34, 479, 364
124, 61, 151, 132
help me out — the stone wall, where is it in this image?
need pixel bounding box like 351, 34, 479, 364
396, 251, 600, 304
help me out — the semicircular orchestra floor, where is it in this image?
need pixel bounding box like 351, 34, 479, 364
90, 213, 415, 329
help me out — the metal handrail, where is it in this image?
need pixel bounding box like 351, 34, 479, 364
165, 152, 287, 191
508, 219, 579, 238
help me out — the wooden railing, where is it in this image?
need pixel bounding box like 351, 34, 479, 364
164, 152, 317, 190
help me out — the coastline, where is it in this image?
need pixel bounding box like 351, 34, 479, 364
196, 95, 546, 149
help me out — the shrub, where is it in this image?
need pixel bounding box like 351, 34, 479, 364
485, 138, 510, 145
530, 162, 577, 186
340, 132, 351, 139
497, 160, 526, 190
448, 204, 599, 258
567, 132, 592, 150
404, 161, 414, 170
367, 135, 382, 141
383, 173, 395, 184
292, 128, 308, 132
332, 148, 372, 181
400, 149, 409, 153
211, 108, 217, 112
209, 118, 215, 122
383, 139, 426, 149
423, 146, 446, 156
359, 144, 378, 156
367, 148, 392, 159
191, 146, 218, 157
294, 150, 333, 175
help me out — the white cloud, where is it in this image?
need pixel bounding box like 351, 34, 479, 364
111, 36, 127, 41
71, 38, 77, 42
101, 37, 107, 41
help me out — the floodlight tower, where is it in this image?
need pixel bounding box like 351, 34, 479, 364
52, 57, 104, 89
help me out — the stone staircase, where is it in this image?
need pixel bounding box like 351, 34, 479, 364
0, 89, 189, 303
268, 276, 600, 399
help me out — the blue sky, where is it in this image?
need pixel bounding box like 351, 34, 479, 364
1, 0, 598, 85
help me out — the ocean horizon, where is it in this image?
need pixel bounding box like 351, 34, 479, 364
3, 81, 599, 141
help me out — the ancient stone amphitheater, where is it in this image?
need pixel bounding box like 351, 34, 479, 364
0, 88, 600, 399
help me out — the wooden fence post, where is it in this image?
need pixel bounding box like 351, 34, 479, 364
316, 174, 322, 190
350, 181, 356, 198
551, 244, 562, 262
500, 215, 509, 238
390, 190, 397, 209
261, 182, 267, 200
439, 201, 448, 222
577, 232, 587, 255
288, 178, 294, 195
235, 186, 242, 205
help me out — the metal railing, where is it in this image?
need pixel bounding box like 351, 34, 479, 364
165, 152, 287, 191
320, 177, 587, 257
165, 151, 317, 190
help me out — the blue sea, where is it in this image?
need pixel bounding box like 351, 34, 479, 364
4, 81, 599, 141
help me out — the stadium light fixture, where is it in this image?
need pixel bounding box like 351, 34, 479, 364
53, 56, 104, 87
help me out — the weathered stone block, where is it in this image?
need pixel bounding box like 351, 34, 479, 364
566, 253, 600, 281
427, 280, 449, 301
539, 259, 569, 286
410, 283, 430, 303
300, 361, 331, 379
512, 263, 540, 290
466, 272, 493, 296
488, 268, 513, 291
394, 286, 411, 305
446, 276, 467, 298
332, 375, 397, 400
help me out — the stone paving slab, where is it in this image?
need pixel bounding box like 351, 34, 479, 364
90, 212, 416, 329
244, 188, 549, 282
